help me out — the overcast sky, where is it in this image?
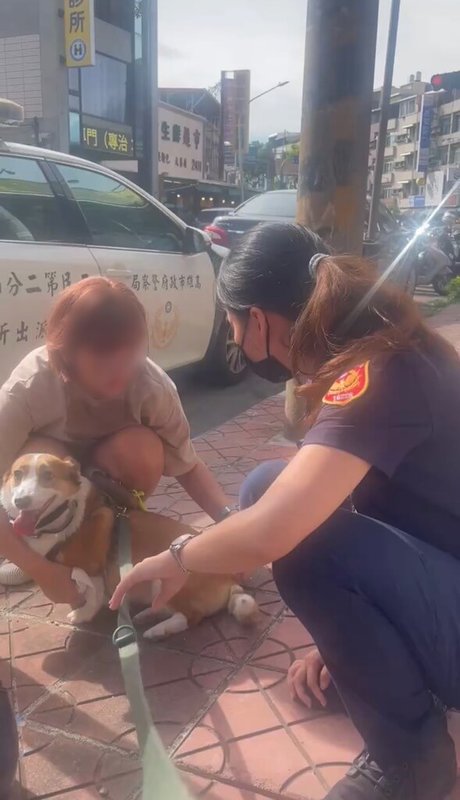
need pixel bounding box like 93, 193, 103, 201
158, 0, 459, 142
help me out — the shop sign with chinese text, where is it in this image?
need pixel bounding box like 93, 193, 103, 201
158, 105, 204, 180
64, 0, 96, 68
82, 125, 134, 157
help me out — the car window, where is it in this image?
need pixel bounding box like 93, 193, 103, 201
236, 192, 297, 217
56, 164, 183, 252
0, 156, 72, 242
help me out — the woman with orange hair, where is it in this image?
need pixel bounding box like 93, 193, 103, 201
112, 223, 460, 800
0, 277, 231, 600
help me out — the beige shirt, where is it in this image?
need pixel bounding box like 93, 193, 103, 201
0, 347, 198, 477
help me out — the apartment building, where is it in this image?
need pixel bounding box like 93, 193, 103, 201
369, 72, 460, 211
0, 0, 137, 161
434, 95, 460, 189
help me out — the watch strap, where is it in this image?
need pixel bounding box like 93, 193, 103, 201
169, 533, 195, 573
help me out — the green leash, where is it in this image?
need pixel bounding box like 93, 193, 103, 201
112, 512, 192, 799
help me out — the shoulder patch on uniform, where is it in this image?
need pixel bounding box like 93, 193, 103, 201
323, 362, 370, 406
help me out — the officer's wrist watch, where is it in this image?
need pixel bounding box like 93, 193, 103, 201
169, 533, 195, 573
216, 504, 238, 521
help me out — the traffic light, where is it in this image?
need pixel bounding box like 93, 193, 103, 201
431, 71, 460, 91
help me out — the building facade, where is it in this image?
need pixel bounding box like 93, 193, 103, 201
267, 131, 300, 189
369, 72, 460, 210
220, 69, 250, 177
0, 0, 136, 163
159, 88, 221, 181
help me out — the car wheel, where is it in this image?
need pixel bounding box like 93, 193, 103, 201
201, 317, 248, 385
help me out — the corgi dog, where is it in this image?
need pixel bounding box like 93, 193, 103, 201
1, 453, 258, 639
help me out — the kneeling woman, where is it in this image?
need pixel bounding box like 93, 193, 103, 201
112, 223, 460, 800
0, 277, 231, 602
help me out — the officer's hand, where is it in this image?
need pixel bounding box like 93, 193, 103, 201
287, 648, 331, 708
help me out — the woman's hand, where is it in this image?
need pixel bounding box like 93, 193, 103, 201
109, 551, 187, 612
287, 648, 331, 708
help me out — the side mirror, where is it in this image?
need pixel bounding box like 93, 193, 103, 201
183, 226, 209, 254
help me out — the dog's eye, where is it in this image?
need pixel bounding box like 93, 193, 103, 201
13, 470, 22, 485
41, 469, 54, 483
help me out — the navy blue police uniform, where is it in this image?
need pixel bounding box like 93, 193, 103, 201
239, 348, 460, 770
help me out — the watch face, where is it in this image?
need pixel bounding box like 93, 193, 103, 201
172, 534, 192, 550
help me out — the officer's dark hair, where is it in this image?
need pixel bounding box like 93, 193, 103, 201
217, 222, 328, 322
218, 221, 459, 410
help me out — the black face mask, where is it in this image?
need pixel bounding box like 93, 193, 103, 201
241, 316, 292, 384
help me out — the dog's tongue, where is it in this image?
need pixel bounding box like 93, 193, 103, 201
12, 511, 40, 537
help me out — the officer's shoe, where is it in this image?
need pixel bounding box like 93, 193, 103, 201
325, 730, 457, 800
0, 686, 18, 799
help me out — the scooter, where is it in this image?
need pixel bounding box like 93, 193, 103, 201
405, 228, 454, 296
429, 215, 460, 295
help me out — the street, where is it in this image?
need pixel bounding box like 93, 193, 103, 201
171, 365, 280, 437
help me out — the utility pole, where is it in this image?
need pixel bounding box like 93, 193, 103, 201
296, 0, 379, 252
285, 0, 379, 440
138, 0, 158, 197
240, 82, 289, 203
238, 113, 245, 204
368, 0, 400, 240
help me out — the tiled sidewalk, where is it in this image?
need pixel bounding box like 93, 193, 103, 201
4, 305, 460, 799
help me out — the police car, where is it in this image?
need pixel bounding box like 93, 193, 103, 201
0, 141, 246, 386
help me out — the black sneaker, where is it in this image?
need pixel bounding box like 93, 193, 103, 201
0, 686, 18, 800
325, 728, 457, 799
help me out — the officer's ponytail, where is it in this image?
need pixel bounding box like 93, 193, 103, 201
292, 252, 459, 410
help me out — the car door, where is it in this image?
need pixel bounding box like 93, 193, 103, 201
53, 162, 216, 371
0, 153, 100, 384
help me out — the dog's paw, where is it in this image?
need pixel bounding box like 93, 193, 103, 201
143, 611, 188, 640
67, 606, 94, 625
143, 626, 164, 641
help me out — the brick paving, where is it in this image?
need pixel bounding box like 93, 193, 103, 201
4, 305, 460, 799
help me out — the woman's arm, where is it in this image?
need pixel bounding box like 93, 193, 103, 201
180, 445, 369, 573
143, 369, 231, 519
110, 445, 370, 609
177, 461, 231, 521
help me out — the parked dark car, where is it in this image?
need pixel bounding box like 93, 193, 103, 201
204, 189, 414, 289
196, 207, 231, 230
204, 191, 297, 248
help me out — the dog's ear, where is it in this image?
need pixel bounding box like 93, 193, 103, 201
1, 468, 11, 488
63, 457, 81, 487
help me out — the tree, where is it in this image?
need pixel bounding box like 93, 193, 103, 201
243, 140, 273, 187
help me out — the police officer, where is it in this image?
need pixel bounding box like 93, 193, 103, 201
111, 222, 460, 800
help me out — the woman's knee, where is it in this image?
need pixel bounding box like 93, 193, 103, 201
239, 459, 287, 509
273, 509, 433, 625
93, 426, 164, 494
273, 510, 377, 609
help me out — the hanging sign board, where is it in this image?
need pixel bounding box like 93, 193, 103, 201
64, 0, 96, 68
